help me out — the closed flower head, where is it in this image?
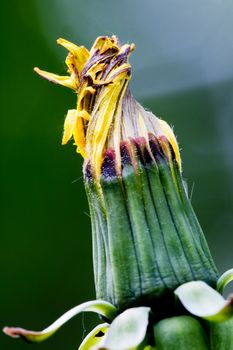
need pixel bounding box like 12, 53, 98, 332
6, 35, 229, 349
35, 36, 218, 313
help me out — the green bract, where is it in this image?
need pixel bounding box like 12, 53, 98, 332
3, 300, 117, 343
85, 137, 218, 311
78, 323, 109, 350
175, 281, 233, 322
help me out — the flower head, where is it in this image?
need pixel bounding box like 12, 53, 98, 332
34, 36, 180, 181
34, 36, 218, 312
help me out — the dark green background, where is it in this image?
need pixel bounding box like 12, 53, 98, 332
1, 1, 233, 349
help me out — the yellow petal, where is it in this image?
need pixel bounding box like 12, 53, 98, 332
73, 116, 86, 157
77, 86, 95, 115
62, 110, 86, 156
57, 38, 90, 74
34, 67, 77, 90
158, 119, 181, 168
90, 36, 119, 55
65, 53, 80, 87
62, 109, 78, 145
78, 110, 90, 121
90, 79, 128, 178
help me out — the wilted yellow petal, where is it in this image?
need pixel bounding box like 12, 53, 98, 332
62, 109, 78, 145
158, 119, 181, 168
34, 68, 76, 90
78, 110, 90, 121
88, 63, 131, 86
63, 110, 86, 156
73, 116, 86, 157
90, 79, 128, 178
57, 38, 90, 74
90, 36, 119, 55
77, 86, 95, 116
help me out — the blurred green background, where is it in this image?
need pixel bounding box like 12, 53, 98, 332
1, 1, 233, 349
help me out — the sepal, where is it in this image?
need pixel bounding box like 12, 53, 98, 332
217, 268, 233, 294
100, 307, 150, 350
78, 323, 109, 350
3, 300, 117, 343
175, 281, 233, 322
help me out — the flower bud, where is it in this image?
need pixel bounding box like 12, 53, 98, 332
35, 35, 218, 313
154, 316, 209, 349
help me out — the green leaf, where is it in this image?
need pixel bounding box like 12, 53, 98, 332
78, 323, 109, 350
217, 268, 233, 294
175, 281, 233, 322
101, 306, 150, 350
3, 300, 117, 343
